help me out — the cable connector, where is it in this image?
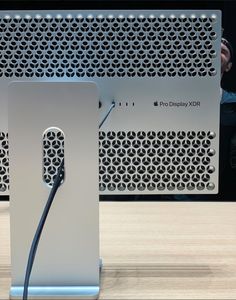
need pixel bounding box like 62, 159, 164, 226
99, 101, 115, 129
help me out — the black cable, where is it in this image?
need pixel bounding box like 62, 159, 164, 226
23, 159, 64, 300
23, 100, 115, 300
99, 101, 115, 129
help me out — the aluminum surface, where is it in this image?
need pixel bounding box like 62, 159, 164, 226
0, 10, 221, 194
10, 286, 100, 299
9, 82, 99, 297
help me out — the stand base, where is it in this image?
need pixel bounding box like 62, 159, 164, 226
10, 286, 100, 299
10, 260, 103, 299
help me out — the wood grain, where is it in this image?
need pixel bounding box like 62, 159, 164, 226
1, 201, 236, 299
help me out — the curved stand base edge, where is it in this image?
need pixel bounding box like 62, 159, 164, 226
10, 285, 100, 299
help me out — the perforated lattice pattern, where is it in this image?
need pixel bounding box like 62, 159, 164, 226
43, 128, 64, 187
0, 132, 9, 192
0, 13, 218, 78
99, 131, 216, 192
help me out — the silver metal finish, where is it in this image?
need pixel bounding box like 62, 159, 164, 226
9, 82, 99, 299
10, 286, 99, 300
99, 130, 217, 194
1, 10, 221, 195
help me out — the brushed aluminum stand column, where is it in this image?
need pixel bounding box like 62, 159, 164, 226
9, 82, 100, 299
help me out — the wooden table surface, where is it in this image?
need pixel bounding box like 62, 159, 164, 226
1, 201, 236, 299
